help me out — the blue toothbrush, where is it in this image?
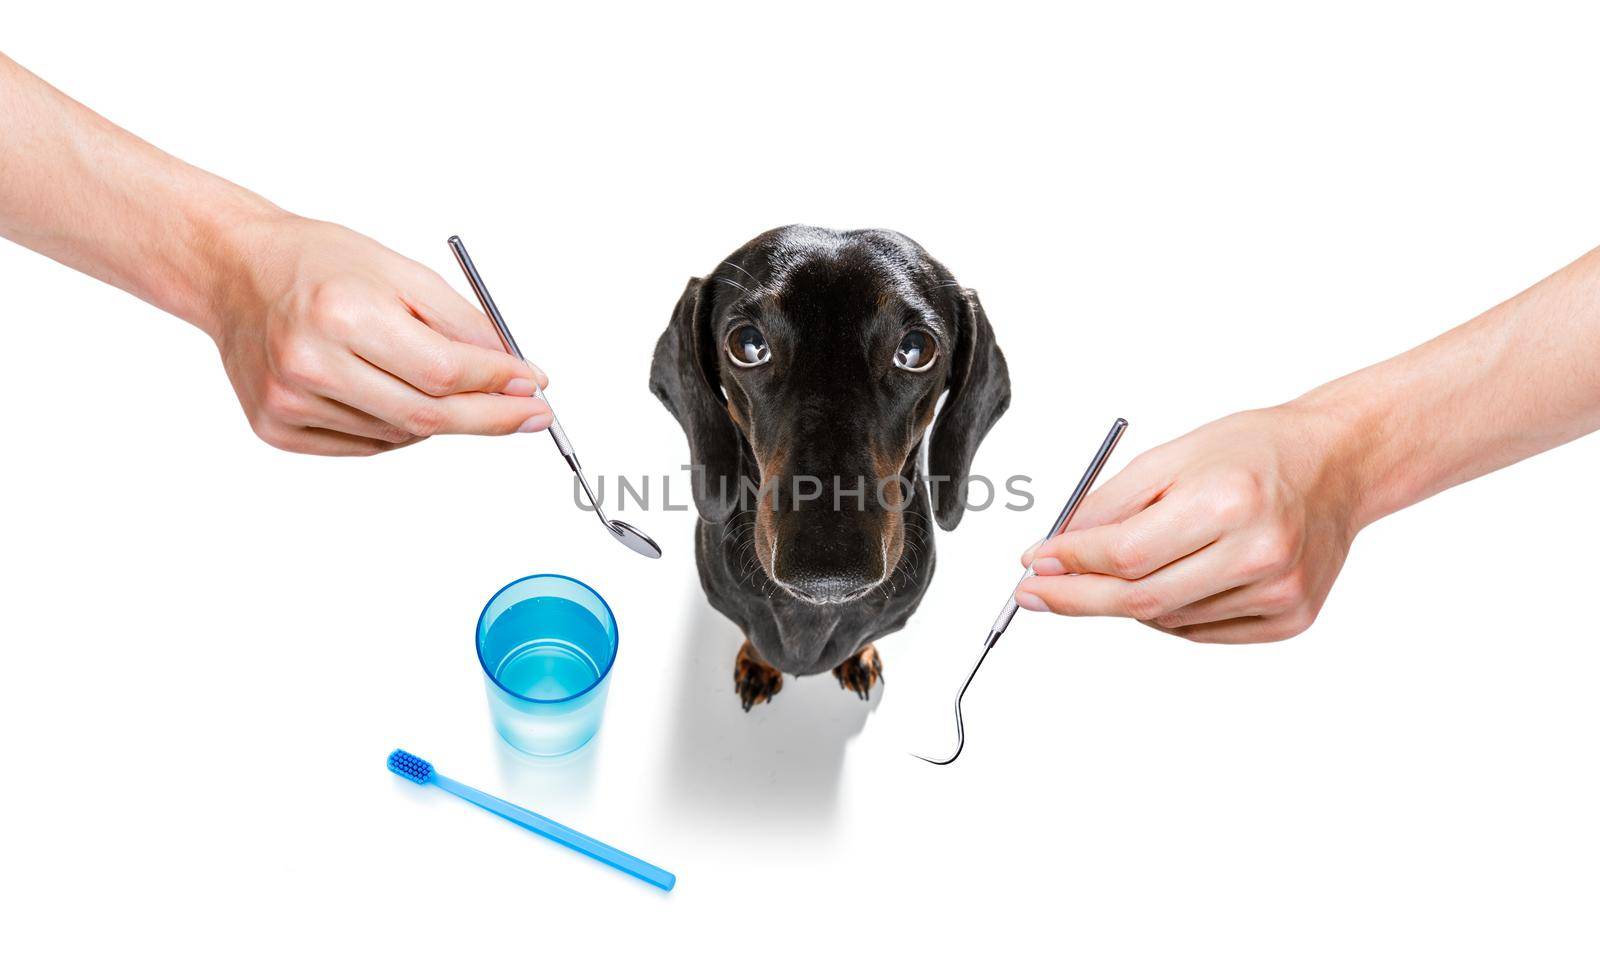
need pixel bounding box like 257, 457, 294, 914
387, 749, 676, 891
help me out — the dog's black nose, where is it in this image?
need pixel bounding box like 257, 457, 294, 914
777, 571, 880, 604
771, 515, 885, 605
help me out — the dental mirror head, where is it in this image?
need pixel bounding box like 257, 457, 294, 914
609, 520, 663, 559
447, 235, 662, 560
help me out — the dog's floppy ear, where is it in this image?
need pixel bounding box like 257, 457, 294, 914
650, 276, 743, 522
928, 288, 1011, 530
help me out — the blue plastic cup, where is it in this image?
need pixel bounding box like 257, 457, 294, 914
476, 574, 619, 757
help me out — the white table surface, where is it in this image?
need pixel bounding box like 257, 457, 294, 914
5, 5, 1600, 972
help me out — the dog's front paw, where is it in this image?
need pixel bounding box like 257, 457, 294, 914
735, 641, 784, 711
832, 644, 883, 701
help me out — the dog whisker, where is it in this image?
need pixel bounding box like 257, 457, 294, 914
717, 259, 761, 287
712, 275, 760, 301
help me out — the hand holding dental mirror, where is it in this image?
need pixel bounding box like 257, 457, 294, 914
448, 236, 662, 559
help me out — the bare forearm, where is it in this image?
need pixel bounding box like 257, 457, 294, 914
1303, 247, 1600, 528
0, 52, 275, 335
1020, 244, 1600, 643
0, 52, 551, 456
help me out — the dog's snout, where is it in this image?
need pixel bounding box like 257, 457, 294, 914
769, 512, 886, 605
780, 572, 879, 604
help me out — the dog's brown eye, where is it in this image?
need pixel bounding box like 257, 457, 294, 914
727, 323, 771, 367
894, 330, 936, 372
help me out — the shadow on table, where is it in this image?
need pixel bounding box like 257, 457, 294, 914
658, 590, 881, 834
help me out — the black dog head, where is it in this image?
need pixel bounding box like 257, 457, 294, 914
651, 226, 1009, 605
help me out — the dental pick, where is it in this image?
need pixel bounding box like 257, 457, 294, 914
915, 418, 1128, 766
447, 235, 662, 559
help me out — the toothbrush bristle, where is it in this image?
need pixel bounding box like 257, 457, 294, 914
387, 749, 434, 783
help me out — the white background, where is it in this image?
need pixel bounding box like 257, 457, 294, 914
4, 2, 1598, 972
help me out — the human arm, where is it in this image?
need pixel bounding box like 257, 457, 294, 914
0, 52, 549, 455
1015, 245, 1600, 642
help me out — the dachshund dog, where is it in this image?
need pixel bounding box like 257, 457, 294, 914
650, 226, 1010, 709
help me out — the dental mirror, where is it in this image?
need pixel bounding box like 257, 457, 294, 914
448, 235, 662, 560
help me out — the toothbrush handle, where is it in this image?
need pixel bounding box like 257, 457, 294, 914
432, 774, 676, 891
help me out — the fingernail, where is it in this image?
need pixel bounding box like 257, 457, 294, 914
518, 411, 551, 433
1032, 557, 1065, 575
503, 377, 536, 397
1015, 591, 1048, 612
